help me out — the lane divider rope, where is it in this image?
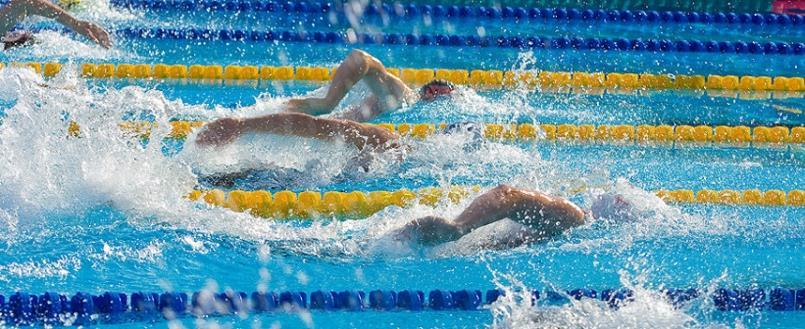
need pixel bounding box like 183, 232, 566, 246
110, 26, 805, 55
2, 287, 803, 325
110, 0, 805, 28
105, 121, 805, 146
8, 61, 805, 92
188, 186, 805, 220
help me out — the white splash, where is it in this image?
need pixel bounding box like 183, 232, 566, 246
94, 239, 165, 263
0, 67, 197, 231
179, 131, 360, 186
5, 30, 132, 60
0, 256, 81, 282
0, 68, 417, 258
69, 0, 141, 24
487, 271, 726, 329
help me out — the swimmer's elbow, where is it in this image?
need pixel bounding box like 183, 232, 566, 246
553, 199, 586, 229
568, 208, 585, 227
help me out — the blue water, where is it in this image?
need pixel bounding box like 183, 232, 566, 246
0, 1, 803, 328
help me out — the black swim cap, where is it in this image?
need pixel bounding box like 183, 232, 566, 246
420, 79, 456, 94
2, 31, 34, 50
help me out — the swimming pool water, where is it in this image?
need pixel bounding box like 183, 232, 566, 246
0, 1, 803, 328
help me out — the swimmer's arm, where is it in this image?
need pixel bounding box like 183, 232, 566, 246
0, 0, 111, 48
240, 113, 397, 150
452, 185, 585, 236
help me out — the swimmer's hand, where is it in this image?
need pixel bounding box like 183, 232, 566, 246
195, 117, 244, 147
72, 20, 111, 48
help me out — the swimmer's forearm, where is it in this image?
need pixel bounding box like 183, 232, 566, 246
27, 0, 87, 32
0, 0, 81, 33
0, 0, 112, 48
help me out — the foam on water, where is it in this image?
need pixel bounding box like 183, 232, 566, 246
180, 133, 360, 183
0, 70, 385, 279
0, 67, 194, 220
0, 257, 81, 282
69, 0, 141, 24
490, 281, 703, 328
2, 30, 131, 60
486, 268, 740, 329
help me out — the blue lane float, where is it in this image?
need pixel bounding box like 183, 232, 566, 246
109, 0, 805, 28
112, 26, 805, 55
0, 288, 803, 325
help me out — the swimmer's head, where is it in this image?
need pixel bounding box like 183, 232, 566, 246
2, 31, 34, 50
419, 80, 456, 101
590, 192, 638, 222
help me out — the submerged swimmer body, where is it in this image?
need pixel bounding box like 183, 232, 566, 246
197, 166, 309, 190
0, 0, 111, 50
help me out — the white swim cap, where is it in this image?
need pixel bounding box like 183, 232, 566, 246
591, 192, 638, 221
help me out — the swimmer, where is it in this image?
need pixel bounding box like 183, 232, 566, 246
284, 49, 456, 122
393, 185, 637, 247
0, 0, 111, 50
196, 49, 456, 151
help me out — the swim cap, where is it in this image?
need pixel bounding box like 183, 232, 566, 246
419, 79, 456, 102
2, 31, 33, 50
442, 122, 478, 135
591, 192, 638, 221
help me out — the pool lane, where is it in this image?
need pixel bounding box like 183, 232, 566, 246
4, 39, 804, 77
51, 79, 804, 127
